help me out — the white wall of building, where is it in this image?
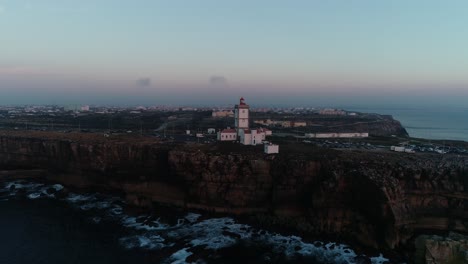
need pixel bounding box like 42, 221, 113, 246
235, 108, 249, 130
264, 144, 279, 154
239, 129, 265, 145
217, 131, 237, 141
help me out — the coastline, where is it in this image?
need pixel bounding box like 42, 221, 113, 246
343, 106, 468, 142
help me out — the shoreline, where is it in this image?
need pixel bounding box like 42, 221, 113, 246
1, 176, 397, 263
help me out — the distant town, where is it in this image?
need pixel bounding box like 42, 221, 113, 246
0, 98, 466, 156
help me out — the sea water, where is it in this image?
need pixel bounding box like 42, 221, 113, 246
344, 105, 468, 142
0, 181, 392, 264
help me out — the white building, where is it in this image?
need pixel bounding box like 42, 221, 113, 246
235, 97, 249, 134
217, 128, 237, 141
390, 146, 415, 153
217, 97, 273, 146
81, 105, 90, 112
257, 127, 272, 136
238, 129, 264, 145
253, 119, 306, 128
264, 143, 279, 154
305, 132, 369, 138
207, 128, 216, 134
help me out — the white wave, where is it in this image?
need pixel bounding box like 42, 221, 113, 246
185, 213, 201, 223
80, 200, 114, 211
370, 254, 390, 264
121, 216, 170, 231
66, 193, 97, 203
167, 248, 193, 264
4, 182, 43, 190
167, 217, 252, 250
165, 216, 389, 263
119, 234, 167, 250
52, 184, 64, 191
27, 192, 42, 199
107, 205, 124, 216
1, 181, 391, 263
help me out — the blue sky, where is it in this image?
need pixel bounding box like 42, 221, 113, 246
0, 0, 467, 105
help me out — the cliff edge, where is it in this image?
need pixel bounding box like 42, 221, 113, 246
0, 132, 466, 250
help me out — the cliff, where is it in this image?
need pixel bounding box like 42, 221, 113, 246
415, 233, 468, 264
0, 132, 466, 251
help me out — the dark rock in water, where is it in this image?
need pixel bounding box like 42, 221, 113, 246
186, 245, 212, 263
294, 245, 302, 251
9, 185, 16, 191
54, 188, 69, 199
16, 188, 27, 195
46, 187, 56, 195
222, 230, 242, 240
354, 255, 372, 264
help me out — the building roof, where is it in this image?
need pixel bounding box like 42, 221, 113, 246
256, 128, 271, 132
240, 97, 246, 105
243, 129, 251, 134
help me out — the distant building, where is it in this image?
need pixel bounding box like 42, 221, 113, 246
257, 127, 272, 136
264, 143, 279, 154
291, 121, 307, 127
305, 132, 369, 138
212, 110, 234, 118
207, 128, 216, 134
253, 119, 306, 128
81, 105, 90, 112
390, 146, 415, 153
319, 108, 346, 116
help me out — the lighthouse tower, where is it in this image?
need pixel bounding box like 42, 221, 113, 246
235, 97, 249, 134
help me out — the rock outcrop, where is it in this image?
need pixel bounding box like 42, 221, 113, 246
0, 133, 466, 251
415, 233, 468, 264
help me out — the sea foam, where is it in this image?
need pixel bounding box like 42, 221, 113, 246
1, 180, 392, 264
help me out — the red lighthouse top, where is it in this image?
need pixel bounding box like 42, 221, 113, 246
240, 97, 246, 105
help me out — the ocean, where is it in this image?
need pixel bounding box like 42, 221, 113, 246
344, 105, 468, 142
0, 181, 391, 264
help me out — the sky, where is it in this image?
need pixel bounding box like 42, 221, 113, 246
1, 0, 468, 106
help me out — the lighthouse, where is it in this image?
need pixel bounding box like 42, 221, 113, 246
234, 97, 249, 135
217, 97, 272, 146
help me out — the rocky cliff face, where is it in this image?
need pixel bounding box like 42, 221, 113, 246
415, 233, 468, 264
0, 134, 466, 251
